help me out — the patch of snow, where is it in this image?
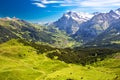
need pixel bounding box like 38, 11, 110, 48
64, 11, 94, 22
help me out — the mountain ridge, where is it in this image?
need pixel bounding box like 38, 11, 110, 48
52, 11, 94, 34
0, 17, 77, 48
73, 8, 120, 43
48, 8, 120, 45
0, 9, 120, 80
1, 8, 120, 47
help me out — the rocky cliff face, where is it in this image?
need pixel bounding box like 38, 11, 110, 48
53, 11, 94, 34
91, 18, 120, 45
74, 8, 120, 43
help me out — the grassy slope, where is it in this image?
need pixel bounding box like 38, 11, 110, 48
92, 53, 120, 80
0, 39, 119, 80
0, 19, 77, 48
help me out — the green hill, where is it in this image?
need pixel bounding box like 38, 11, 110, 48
0, 39, 119, 80
0, 18, 77, 48
0, 17, 120, 80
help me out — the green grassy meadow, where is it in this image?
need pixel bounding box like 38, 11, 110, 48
0, 39, 119, 80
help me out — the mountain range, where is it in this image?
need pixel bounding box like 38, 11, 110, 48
0, 7, 120, 80
1, 8, 120, 48
0, 17, 76, 48
51, 8, 120, 46
53, 11, 94, 34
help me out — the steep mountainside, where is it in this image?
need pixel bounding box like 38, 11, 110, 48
51, 8, 120, 44
0, 17, 76, 48
1, 9, 120, 47
88, 18, 120, 46
53, 11, 94, 34
74, 8, 120, 43
0, 11, 120, 80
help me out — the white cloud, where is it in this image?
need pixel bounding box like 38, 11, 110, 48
32, 0, 64, 4
60, 4, 76, 7
59, 0, 120, 8
32, 0, 120, 10
41, 0, 64, 4
80, 0, 120, 7
32, 0, 64, 8
77, 0, 120, 12
32, 3, 46, 8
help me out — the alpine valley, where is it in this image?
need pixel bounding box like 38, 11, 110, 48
0, 8, 120, 80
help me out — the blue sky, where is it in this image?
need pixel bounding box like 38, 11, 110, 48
0, 0, 120, 23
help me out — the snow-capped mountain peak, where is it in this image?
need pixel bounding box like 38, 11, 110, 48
115, 8, 120, 16
53, 11, 94, 34
63, 11, 94, 22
